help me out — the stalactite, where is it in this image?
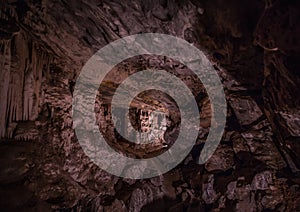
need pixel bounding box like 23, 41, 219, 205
0, 39, 11, 138
23, 66, 33, 121
13, 121, 39, 141
6, 122, 17, 139
0, 30, 53, 138
30, 43, 46, 120
13, 33, 27, 122
8, 33, 26, 125
0, 1, 18, 21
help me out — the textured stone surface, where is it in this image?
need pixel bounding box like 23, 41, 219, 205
205, 144, 234, 172
0, 0, 300, 211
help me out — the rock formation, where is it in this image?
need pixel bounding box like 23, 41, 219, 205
0, 0, 300, 211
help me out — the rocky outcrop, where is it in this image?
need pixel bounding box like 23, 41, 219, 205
0, 0, 300, 211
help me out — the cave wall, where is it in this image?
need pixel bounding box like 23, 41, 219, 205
0, 0, 300, 211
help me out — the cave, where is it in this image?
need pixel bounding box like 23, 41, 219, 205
0, 0, 300, 211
